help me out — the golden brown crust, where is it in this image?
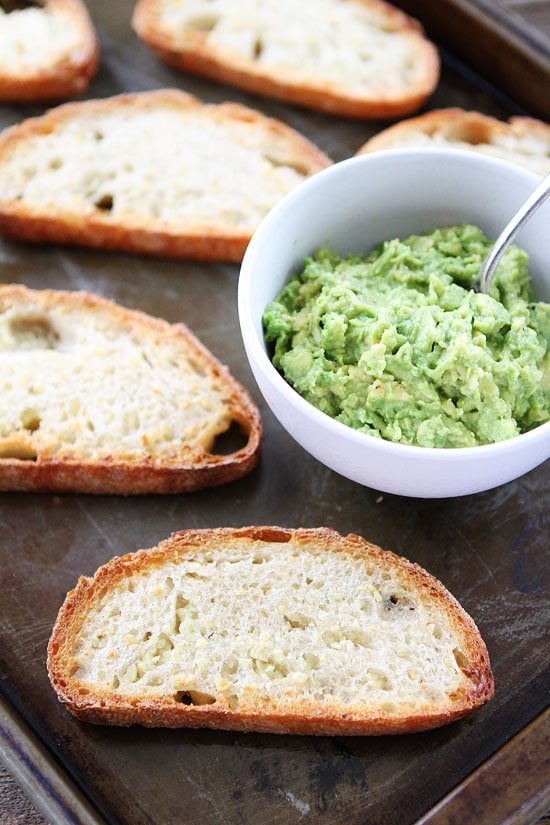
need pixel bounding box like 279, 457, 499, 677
357, 107, 550, 153
132, 0, 440, 119
0, 0, 99, 101
0, 284, 262, 493
0, 89, 331, 261
507, 115, 550, 141
47, 526, 494, 734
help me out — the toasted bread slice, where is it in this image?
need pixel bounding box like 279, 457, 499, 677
357, 107, 550, 176
132, 0, 440, 119
0, 89, 331, 261
0, 0, 99, 102
0, 284, 262, 493
47, 526, 494, 734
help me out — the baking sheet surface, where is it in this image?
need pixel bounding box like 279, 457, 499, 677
0, 3, 549, 824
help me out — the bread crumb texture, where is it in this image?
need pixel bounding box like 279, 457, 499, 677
0, 286, 252, 464
0, 92, 328, 234
358, 109, 550, 176
48, 528, 494, 733
0, 0, 98, 102
164, 0, 424, 90
0, 4, 82, 71
74, 548, 461, 700
134, 0, 439, 116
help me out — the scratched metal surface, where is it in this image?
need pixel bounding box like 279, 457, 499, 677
0, 2, 549, 824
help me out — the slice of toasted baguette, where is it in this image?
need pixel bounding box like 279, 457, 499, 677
0, 284, 261, 493
0, 0, 99, 102
47, 526, 494, 734
357, 107, 550, 176
132, 0, 440, 120
0, 89, 331, 262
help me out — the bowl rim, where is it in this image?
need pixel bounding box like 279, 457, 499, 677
238, 148, 550, 460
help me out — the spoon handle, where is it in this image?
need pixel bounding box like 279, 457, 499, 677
479, 171, 550, 294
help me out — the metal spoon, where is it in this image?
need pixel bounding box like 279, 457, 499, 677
476, 171, 550, 294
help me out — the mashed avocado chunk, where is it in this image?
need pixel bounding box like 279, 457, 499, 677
263, 225, 549, 448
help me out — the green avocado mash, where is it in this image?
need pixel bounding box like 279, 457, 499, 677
263, 224, 550, 448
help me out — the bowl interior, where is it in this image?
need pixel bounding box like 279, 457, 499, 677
240, 150, 550, 353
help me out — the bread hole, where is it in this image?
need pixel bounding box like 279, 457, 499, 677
145, 675, 163, 687
0, 441, 38, 461
251, 656, 289, 680
186, 13, 218, 32
359, 597, 374, 613
9, 314, 58, 350
94, 193, 114, 211
175, 596, 198, 634
93, 129, 104, 141
154, 633, 174, 653
20, 408, 40, 432
381, 593, 416, 617
252, 554, 269, 564
265, 154, 306, 176
0, 0, 45, 11
49, 157, 63, 170
346, 628, 371, 647
124, 663, 140, 682
112, 675, 120, 689
283, 612, 310, 630
209, 420, 249, 455
322, 629, 341, 648
447, 687, 468, 707
453, 648, 470, 671
366, 668, 391, 691
302, 652, 319, 670
253, 37, 263, 59
221, 655, 239, 678
174, 690, 216, 705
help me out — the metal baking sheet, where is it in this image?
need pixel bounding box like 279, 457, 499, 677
393, 0, 550, 119
0, 2, 549, 823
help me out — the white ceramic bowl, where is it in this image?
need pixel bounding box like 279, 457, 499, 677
238, 149, 550, 498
